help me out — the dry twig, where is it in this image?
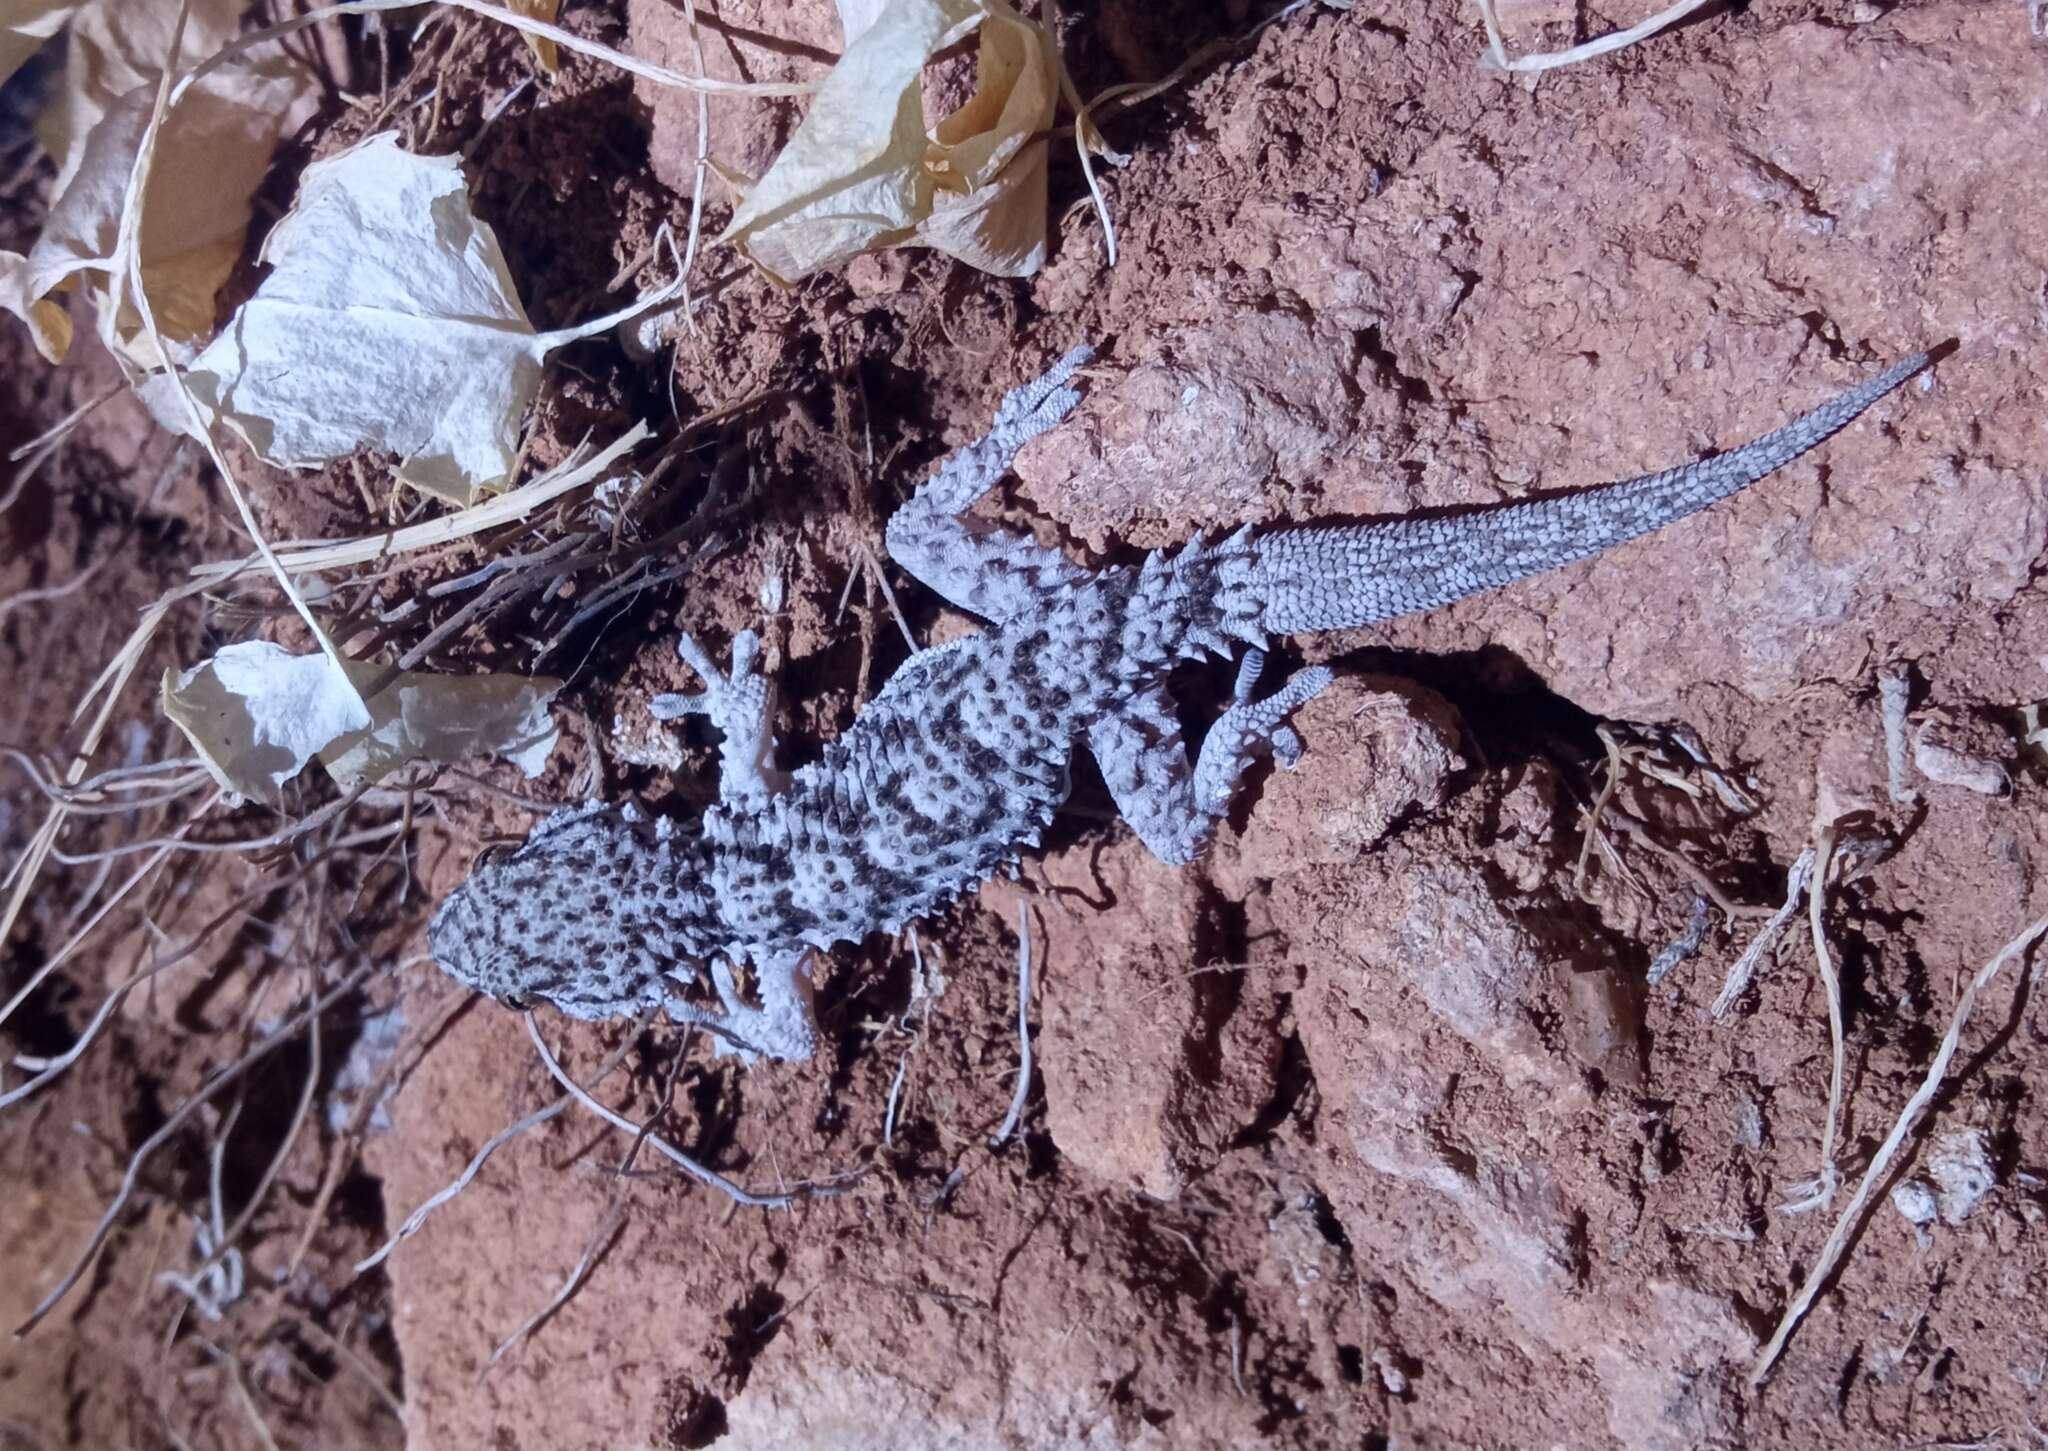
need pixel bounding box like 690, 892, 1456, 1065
1781, 823, 1846, 1216
15, 961, 379, 1337
523, 1014, 841, 1209
1751, 915, 2048, 1383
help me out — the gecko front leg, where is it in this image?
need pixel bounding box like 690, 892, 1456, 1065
665, 946, 820, 1063
1087, 686, 1208, 866
651, 628, 790, 808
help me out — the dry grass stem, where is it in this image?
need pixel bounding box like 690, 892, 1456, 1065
1751, 914, 2048, 1384
0, 749, 210, 814
1474, 0, 1721, 73
4, 384, 122, 463
206, 1341, 283, 1451
1711, 847, 1815, 1019
1574, 724, 1626, 891
480, 1202, 626, 1377
522, 1013, 827, 1209
288, 1314, 405, 1420
1598, 803, 1769, 922
988, 900, 1035, 1150
7, 826, 359, 1107
51, 788, 372, 865
354, 1031, 638, 1276
182, 1004, 324, 1290
1782, 822, 1846, 1216
181, 0, 819, 105
188, 428, 650, 585
0, 790, 223, 1036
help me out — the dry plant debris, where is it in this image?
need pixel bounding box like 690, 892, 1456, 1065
162, 640, 561, 802
0, 0, 314, 364
1474, 0, 1721, 73
1751, 915, 2048, 1383
720, 0, 1057, 281
152, 133, 657, 505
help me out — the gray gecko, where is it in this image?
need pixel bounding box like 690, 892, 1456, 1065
428, 343, 1931, 1062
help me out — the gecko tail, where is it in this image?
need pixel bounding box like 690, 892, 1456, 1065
1239, 351, 1935, 636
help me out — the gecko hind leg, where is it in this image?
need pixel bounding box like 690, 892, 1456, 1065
883, 345, 1096, 623
1191, 650, 1334, 817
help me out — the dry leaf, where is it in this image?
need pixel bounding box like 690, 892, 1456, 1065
170, 133, 647, 506
36, 0, 246, 192
0, 0, 78, 93
0, 248, 71, 362
163, 640, 561, 804
507, 0, 562, 73
0, 0, 314, 365
719, 0, 1055, 281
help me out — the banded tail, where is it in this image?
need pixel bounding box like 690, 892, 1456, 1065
1240, 353, 1932, 635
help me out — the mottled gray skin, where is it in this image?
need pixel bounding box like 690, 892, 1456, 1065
429, 345, 1930, 1061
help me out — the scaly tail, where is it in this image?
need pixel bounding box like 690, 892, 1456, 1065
1239, 353, 1932, 635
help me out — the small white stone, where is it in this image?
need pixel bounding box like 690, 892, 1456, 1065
1891, 1178, 1937, 1228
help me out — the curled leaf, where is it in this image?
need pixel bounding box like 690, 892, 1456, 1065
719, 0, 1055, 281
0, 0, 78, 93
170, 133, 647, 505
163, 640, 561, 804
0, 0, 315, 365
0, 248, 72, 362
36, 0, 246, 190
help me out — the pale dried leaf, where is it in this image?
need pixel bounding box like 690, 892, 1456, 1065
835, 0, 893, 41
916, 7, 1054, 276
0, 0, 314, 366
163, 640, 561, 804
37, 0, 246, 189
31, 65, 315, 366
170, 133, 644, 505
0, 247, 71, 362
0, 0, 78, 93
719, 0, 1054, 281
162, 642, 373, 804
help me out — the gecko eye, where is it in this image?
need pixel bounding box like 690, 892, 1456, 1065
501, 991, 536, 1011
474, 840, 520, 870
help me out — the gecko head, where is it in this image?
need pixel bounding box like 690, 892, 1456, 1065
428, 802, 720, 1022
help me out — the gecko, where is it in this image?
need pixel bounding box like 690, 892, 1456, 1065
428, 343, 1933, 1062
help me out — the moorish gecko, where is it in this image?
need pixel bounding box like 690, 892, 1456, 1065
429, 344, 1931, 1061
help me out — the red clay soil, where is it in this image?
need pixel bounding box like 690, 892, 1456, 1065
3, 2, 2046, 1448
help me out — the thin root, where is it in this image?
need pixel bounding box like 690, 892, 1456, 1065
1751, 914, 2048, 1384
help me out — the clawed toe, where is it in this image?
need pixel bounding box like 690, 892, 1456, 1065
1192, 659, 1333, 815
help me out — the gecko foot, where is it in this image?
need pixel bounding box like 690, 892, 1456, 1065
650, 628, 766, 730
1192, 651, 1334, 817
990, 343, 1093, 442
651, 628, 788, 804
666, 948, 819, 1064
